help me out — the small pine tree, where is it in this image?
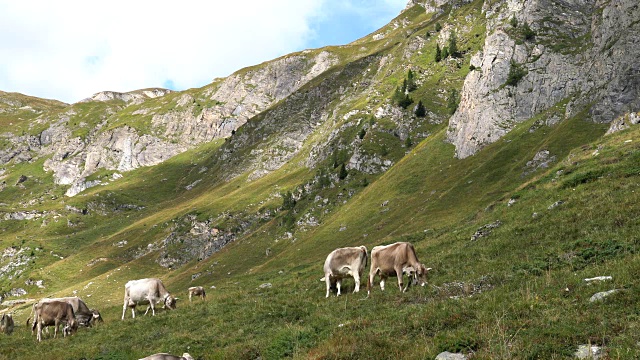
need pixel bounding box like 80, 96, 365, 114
415, 100, 426, 117
282, 191, 296, 210
448, 31, 459, 58
407, 70, 417, 92
447, 89, 459, 115
435, 44, 442, 62
405, 135, 413, 148
402, 79, 408, 93
435, 22, 442, 32
338, 163, 348, 180
398, 94, 413, 109
368, 116, 375, 127
442, 47, 449, 59
358, 128, 366, 140
510, 16, 518, 28
522, 22, 535, 41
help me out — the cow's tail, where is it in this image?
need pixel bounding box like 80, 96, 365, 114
360, 246, 368, 269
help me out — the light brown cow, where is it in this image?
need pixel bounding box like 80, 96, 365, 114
367, 242, 431, 296
321, 246, 368, 297
188, 286, 206, 302
31, 300, 78, 342
39, 297, 103, 327
1, 314, 14, 335
122, 278, 176, 320
139, 353, 194, 360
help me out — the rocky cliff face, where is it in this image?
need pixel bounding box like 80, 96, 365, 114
446, 0, 640, 158
2, 51, 339, 196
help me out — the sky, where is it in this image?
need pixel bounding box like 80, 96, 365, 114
0, 0, 407, 104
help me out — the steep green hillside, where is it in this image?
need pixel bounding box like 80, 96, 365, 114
1, 1, 639, 359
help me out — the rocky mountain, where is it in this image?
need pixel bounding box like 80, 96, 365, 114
1, 1, 639, 358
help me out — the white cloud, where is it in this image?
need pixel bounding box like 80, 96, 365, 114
0, 0, 406, 103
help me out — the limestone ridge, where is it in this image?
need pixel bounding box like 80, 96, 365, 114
446, 0, 640, 158
2, 51, 338, 196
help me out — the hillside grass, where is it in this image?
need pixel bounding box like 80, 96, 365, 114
2, 113, 637, 359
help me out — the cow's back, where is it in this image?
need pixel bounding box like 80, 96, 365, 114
324, 247, 367, 275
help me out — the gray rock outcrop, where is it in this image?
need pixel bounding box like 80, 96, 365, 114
447, 0, 640, 158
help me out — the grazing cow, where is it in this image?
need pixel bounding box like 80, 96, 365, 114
139, 353, 194, 360
31, 300, 78, 342
1, 314, 14, 335
38, 297, 103, 327
122, 278, 176, 320
321, 246, 368, 297
188, 286, 206, 302
367, 242, 431, 296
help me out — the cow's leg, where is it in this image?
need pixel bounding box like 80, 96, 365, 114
380, 276, 386, 291
189, 292, 193, 302
395, 266, 405, 292
122, 302, 128, 320
131, 306, 136, 319
367, 270, 376, 296
37, 322, 42, 342
325, 276, 332, 298
53, 320, 59, 339
336, 279, 342, 296
353, 273, 361, 293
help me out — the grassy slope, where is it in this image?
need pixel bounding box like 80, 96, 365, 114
2, 108, 638, 359
2, 2, 639, 359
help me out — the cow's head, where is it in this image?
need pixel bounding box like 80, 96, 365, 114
91, 309, 104, 324
415, 264, 432, 287
164, 295, 177, 310
63, 319, 78, 337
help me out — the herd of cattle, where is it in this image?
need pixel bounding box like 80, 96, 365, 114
0, 241, 426, 358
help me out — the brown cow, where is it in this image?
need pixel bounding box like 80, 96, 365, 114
1, 314, 14, 335
367, 242, 431, 296
39, 297, 103, 327
321, 246, 368, 297
188, 286, 206, 302
31, 300, 78, 342
139, 353, 194, 360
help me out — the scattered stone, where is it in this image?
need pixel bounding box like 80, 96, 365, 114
548, 200, 564, 210
339, 225, 347, 232
532, 212, 538, 218
574, 344, 603, 359
435, 351, 468, 360
16, 175, 28, 184
589, 289, 620, 302
470, 220, 502, 241
584, 276, 612, 283
507, 198, 517, 207
524, 150, 556, 175
258, 283, 272, 289
6, 288, 26, 297
24, 279, 45, 288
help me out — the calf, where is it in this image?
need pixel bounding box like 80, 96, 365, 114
0, 314, 14, 335
321, 246, 368, 297
188, 286, 206, 302
367, 242, 431, 296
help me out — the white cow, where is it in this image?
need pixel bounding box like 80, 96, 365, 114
122, 278, 176, 320
321, 246, 368, 297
